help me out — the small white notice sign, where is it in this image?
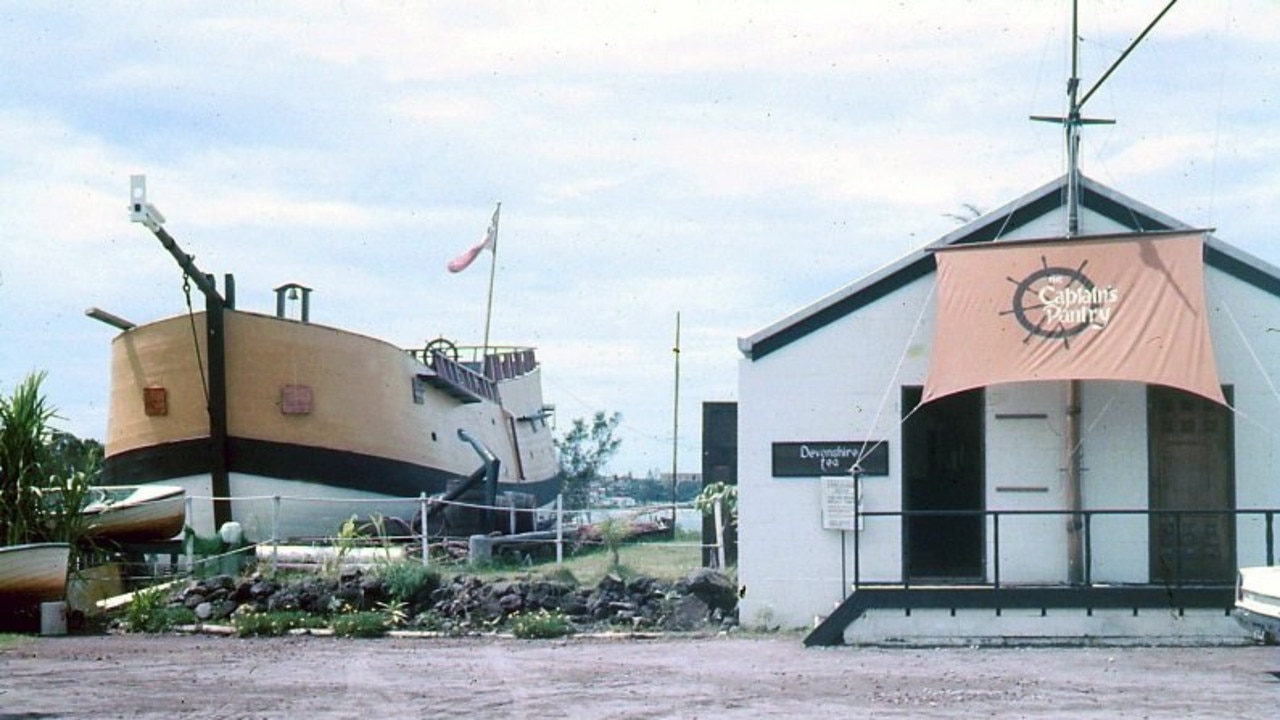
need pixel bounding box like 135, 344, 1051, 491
821, 475, 860, 531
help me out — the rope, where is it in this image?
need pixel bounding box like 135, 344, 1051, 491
1206, 273, 1280, 449
856, 279, 938, 463
1069, 391, 1117, 464
1208, 274, 1280, 408
183, 275, 211, 408
1167, 273, 1280, 443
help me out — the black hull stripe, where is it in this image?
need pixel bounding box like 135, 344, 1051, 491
103, 437, 563, 506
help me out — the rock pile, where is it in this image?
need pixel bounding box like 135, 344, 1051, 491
165, 566, 739, 633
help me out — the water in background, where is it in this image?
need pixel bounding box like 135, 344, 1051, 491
588, 506, 703, 533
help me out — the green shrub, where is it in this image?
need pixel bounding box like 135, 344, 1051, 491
408, 611, 445, 632
695, 481, 738, 528
597, 516, 630, 570
231, 608, 321, 637
376, 560, 440, 606
509, 608, 573, 639
123, 586, 192, 633
330, 611, 387, 638
375, 600, 408, 628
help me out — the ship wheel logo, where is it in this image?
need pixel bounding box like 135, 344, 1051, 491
1000, 257, 1103, 349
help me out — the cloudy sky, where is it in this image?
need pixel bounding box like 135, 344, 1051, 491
1, 1, 1277, 476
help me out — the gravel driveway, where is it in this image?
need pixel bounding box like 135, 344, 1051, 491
1, 633, 1277, 718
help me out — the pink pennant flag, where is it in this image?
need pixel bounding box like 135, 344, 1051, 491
447, 205, 500, 273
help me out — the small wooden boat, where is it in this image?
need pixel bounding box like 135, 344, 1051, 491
82, 485, 186, 542
1235, 565, 1280, 644
0, 543, 71, 607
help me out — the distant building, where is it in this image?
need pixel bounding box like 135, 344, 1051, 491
591, 472, 701, 506
658, 472, 702, 487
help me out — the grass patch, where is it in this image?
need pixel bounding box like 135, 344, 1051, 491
465, 533, 706, 586
561, 535, 703, 584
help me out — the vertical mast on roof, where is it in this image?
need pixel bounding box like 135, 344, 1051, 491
1065, 2, 1084, 236
1033, 0, 1180, 235
1029, 0, 1181, 585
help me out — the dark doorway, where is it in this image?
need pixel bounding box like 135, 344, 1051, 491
700, 401, 737, 568
902, 386, 985, 581
1148, 385, 1235, 584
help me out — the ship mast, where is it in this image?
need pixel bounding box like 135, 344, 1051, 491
1029, 0, 1181, 584
130, 175, 236, 530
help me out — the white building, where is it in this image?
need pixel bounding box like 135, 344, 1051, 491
736, 175, 1280, 644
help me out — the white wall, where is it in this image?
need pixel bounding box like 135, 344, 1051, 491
1079, 381, 1149, 582
738, 275, 934, 628
1206, 265, 1280, 566
985, 381, 1070, 583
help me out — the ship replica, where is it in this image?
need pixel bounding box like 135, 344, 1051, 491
98, 177, 559, 542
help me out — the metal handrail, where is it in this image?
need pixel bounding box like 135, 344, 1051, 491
850, 506, 1277, 591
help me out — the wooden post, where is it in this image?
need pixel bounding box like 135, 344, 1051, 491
714, 498, 726, 570
271, 495, 281, 576
555, 494, 564, 565
184, 495, 194, 572
420, 493, 430, 567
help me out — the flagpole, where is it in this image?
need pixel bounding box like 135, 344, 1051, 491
482, 202, 501, 359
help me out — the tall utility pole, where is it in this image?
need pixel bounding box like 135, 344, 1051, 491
670, 312, 681, 536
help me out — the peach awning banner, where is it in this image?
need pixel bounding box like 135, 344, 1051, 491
923, 232, 1225, 405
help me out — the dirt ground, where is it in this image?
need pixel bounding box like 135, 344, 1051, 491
1, 633, 1277, 719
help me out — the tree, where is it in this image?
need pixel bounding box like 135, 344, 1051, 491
554, 411, 621, 510
45, 430, 103, 486
0, 372, 56, 545
0, 372, 100, 547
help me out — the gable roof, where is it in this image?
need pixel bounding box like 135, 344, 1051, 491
739, 174, 1280, 361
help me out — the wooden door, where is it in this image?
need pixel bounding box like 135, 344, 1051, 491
1147, 386, 1235, 584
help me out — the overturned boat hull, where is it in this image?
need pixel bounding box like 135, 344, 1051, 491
82, 485, 187, 543
0, 543, 70, 608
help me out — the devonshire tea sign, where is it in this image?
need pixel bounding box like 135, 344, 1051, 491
771, 441, 888, 477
